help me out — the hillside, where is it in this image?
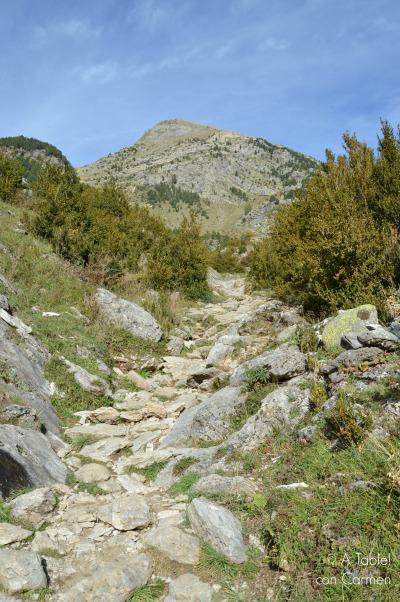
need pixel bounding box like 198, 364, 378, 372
77, 119, 318, 233
0, 135, 71, 182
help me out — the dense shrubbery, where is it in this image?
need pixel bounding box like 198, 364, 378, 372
250, 122, 400, 316
207, 232, 252, 273
29, 165, 210, 298
0, 153, 23, 202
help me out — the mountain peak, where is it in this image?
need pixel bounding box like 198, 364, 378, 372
77, 119, 318, 233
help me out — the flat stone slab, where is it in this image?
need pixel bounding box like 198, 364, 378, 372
165, 573, 213, 602
98, 492, 151, 530
143, 525, 200, 565
0, 522, 32, 545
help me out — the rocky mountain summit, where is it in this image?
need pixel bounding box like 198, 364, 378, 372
1, 253, 399, 600
77, 119, 318, 233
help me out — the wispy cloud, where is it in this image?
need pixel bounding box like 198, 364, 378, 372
258, 37, 290, 51
34, 19, 102, 42
78, 62, 118, 84
128, 0, 172, 31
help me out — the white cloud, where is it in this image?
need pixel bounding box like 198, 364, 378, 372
79, 62, 118, 85
258, 37, 290, 51
34, 19, 102, 42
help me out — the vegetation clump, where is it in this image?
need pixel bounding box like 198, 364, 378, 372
250, 121, 400, 317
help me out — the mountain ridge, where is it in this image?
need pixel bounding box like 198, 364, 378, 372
77, 119, 319, 233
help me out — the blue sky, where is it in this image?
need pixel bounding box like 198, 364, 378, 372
1, 0, 400, 166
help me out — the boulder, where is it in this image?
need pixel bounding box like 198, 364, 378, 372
98, 492, 151, 530
0, 425, 66, 498
319, 347, 383, 375
160, 386, 244, 447
357, 326, 400, 351
206, 334, 242, 367
10, 487, 57, 527
230, 344, 306, 386
75, 463, 111, 483
225, 379, 311, 450
322, 305, 378, 351
187, 497, 247, 563
79, 436, 131, 462
143, 525, 200, 565
164, 573, 212, 602
62, 358, 112, 397
0, 549, 47, 594
95, 288, 162, 342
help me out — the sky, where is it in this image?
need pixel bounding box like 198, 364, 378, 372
1, 0, 400, 166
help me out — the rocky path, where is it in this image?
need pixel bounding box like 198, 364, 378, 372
2, 271, 399, 600
1, 272, 288, 601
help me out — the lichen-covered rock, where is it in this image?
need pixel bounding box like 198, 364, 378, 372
95, 288, 162, 342
322, 305, 378, 351
319, 347, 383, 375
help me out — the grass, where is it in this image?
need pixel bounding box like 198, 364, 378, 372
20, 589, 50, 601
68, 433, 97, 452
172, 456, 199, 476
199, 543, 258, 580
128, 580, 166, 601
169, 473, 200, 497
0, 500, 12, 522
76, 482, 107, 495
126, 461, 168, 481
230, 383, 276, 432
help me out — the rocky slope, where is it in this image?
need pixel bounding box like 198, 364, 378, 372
77, 119, 318, 233
0, 136, 70, 182
0, 204, 399, 600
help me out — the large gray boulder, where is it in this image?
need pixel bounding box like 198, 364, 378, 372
95, 288, 162, 342
187, 497, 247, 563
225, 379, 311, 451
160, 386, 244, 447
0, 549, 47, 594
230, 343, 306, 386
0, 425, 67, 498
0, 318, 59, 433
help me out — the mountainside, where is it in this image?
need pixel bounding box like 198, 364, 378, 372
0, 135, 70, 182
77, 119, 318, 233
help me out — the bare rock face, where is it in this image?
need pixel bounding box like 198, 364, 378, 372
0, 425, 67, 498
187, 497, 247, 563
0, 317, 59, 433
61, 357, 112, 397
95, 288, 163, 342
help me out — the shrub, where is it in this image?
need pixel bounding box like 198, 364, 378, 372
295, 322, 319, 353
324, 391, 372, 447
250, 125, 400, 317
0, 153, 23, 202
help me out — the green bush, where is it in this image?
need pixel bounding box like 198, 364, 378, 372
325, 391, 372, 447
30, 166, 210, 299
250, 123, 400, 317
0, 153, 23, 202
